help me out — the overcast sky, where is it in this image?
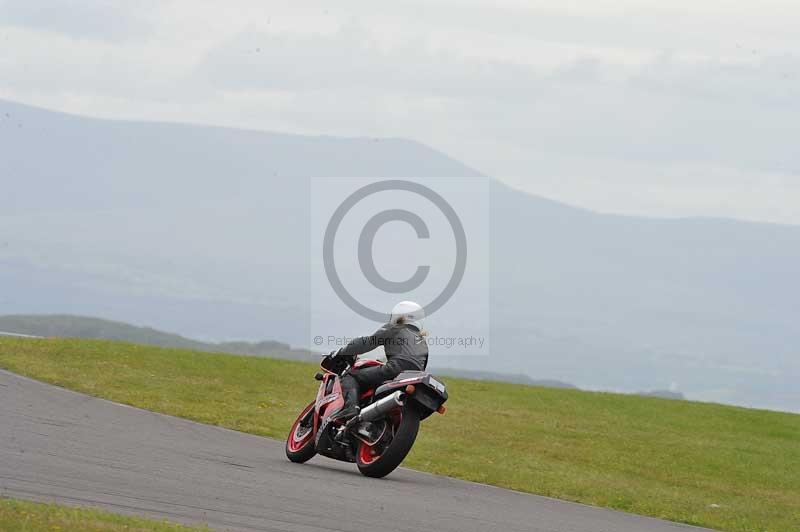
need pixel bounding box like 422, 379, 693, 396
1, 0, 798, 224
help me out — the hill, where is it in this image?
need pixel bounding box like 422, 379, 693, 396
0, 336, 797, 532
0, 314, 315, 361
2, 313, 692, 395
637, 390, 686, 400
1, 99, 798, 411
0, 314, 576, 387
429, 367, 576, 388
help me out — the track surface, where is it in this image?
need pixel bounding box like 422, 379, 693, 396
0, 370, 712, 531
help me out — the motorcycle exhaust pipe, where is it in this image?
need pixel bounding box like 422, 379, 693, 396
358, 390, 404, 422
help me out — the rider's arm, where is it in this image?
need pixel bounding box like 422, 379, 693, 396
337, 324, 392, 358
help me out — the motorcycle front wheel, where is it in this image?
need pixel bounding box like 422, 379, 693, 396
285, 401, 317, 463
356, 406, 420, 478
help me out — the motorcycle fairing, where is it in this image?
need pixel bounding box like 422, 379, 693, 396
313, 373, 355, 462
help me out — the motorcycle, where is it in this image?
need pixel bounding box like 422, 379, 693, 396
285, 353, 448, 478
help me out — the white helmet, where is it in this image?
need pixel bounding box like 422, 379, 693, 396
390, 300, 424, 330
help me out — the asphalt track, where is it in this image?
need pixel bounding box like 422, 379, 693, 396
0, 369, 713, 532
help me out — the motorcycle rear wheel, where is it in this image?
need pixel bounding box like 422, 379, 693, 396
356, 406, 420, 478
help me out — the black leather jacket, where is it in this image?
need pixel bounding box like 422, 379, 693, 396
338, 322, 428, 370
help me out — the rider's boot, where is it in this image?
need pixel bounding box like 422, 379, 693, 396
331, 383, 360, 425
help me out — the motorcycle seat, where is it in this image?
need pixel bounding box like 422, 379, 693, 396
353, 358, 384, 369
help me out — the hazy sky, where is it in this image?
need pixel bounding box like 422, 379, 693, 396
1, 0, 798, 224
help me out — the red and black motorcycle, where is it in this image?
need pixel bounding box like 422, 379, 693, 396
285, 353, 448, 478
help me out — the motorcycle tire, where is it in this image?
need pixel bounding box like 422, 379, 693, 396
356, 405, 420, 478
285, 401, 317, 463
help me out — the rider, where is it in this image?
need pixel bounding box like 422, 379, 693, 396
330, 301, 429, 422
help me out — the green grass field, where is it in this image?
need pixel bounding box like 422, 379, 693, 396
0, 497, 207, 531
1, 337, 798, 532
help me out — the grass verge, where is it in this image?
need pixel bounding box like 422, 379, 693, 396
0, 497, 207, 531
1, 337, 798, 532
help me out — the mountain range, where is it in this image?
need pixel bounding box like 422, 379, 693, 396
1, 99, 797, 411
